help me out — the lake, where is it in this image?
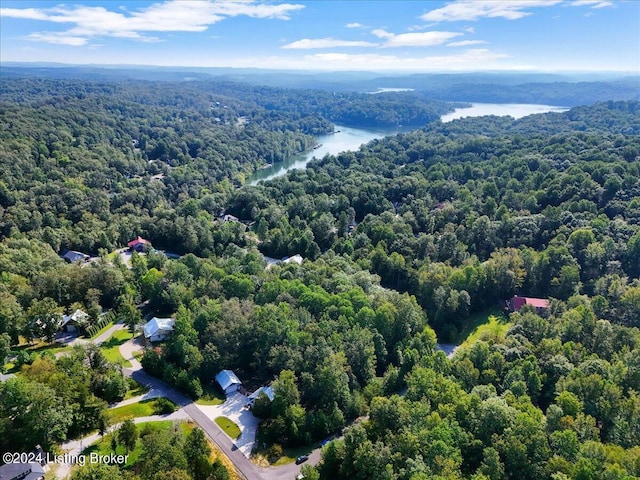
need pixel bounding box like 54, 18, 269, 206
249, 103, 570, 184
440, 102, 569, 122
249, 124, 403, 184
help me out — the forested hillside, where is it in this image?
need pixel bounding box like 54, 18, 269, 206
1, 75, 639, 480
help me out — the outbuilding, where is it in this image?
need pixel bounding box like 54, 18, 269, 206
216, 369, 242, 396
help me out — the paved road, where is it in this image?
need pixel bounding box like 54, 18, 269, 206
119, 338, 320, 480
54, 410, 189, 479
54, 334, 320, 480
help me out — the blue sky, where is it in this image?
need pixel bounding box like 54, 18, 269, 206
1, 0, 638, 72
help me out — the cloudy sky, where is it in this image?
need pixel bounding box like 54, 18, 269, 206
1, 0, 638, 72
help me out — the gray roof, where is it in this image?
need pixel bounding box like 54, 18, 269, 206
62, 250, 89, 263
0, 462, 45, 480
216, 369, 242, 390
0, 372, 16, 382
143, 317, 175, 339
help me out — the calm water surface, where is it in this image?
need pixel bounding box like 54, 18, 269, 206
249, 103, 569, 184
249, 124, 402, 184
441, 102, 569, 122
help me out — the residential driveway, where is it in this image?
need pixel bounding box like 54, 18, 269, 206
196, 392, 260, 457
119, 336, 144, 370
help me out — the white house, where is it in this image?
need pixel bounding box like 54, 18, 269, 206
216, 369, 242, 395
143, 317, 176, 342
60, 309, 89, 333
248, 385, 275, 406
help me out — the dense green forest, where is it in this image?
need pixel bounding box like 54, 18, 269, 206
1, 75, 639, 480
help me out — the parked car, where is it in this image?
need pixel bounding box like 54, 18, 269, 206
295, 454, 309, 465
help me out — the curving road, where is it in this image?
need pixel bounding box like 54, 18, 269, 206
120, 339, 319, 480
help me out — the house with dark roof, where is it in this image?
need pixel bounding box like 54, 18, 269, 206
508, 296, 550, 315
215, 369, 242, 396
62, 250, 89, 263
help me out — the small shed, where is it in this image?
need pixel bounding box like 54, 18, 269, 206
143, 317, 175, 342
216, 369, 242, 396
60, 309, 89, 333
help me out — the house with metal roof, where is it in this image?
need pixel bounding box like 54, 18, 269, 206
248, 385, 274, 406
0, 462, 45, 480
508, 296, 550, 314
127, 236, 152, 252
143, 317, 175, 342
62, 250, 89, 263
60, 309, 89, 333
215, 369, 242, 396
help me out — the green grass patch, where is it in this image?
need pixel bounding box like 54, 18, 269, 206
3, 362, 17, 374
457, 309, 511, 351
100, 329, 133, 366
108, 397, 177, 424
196, 384, 225, 405
273, 444, 315, 466
124, 378, 150, 400
215, 416, 241, 439
448, 307, 509, 345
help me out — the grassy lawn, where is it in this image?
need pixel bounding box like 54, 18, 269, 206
196, 384, 225, 406
456, 308, 511, 351
108, 398, 177, 424
100, 329, 133, 366
215, 416, 241, 439
124, 378, 150, 400
273, 444, 315, 466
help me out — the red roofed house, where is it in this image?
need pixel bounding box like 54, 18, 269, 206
128, 236, 151, 252
508, 296, 550, 315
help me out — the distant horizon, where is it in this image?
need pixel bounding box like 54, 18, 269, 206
2, 1, 638, 73
2, 61, 638, 77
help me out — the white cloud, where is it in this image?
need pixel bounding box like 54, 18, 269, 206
300, 48, 509, 70
371, 29, 462, 47
463, 26, 475, 33
421, 1, 562, 22
1, 1, 304, 46
282, 38, 378, 49
446, 39, 487, 47
570, 0, 613, 8
346, 22, 366, 28
26, 32, 89, 46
